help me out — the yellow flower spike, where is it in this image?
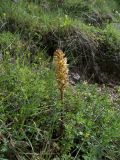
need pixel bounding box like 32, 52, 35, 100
54, 49, 69, 103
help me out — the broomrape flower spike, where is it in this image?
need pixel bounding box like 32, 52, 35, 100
54, 49, 69, 103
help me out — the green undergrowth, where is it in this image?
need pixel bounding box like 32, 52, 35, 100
0, 32, 23, 52
0, 1, 120, 159
102, 24, 120, 50
0, 0, 120, 32
0, 1, 120, 82
0, 54, 120, 160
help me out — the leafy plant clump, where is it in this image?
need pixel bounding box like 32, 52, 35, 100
0, 0, 120, 160
0, 54, 120, 160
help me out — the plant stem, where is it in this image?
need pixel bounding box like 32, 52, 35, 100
60, 89, 64, 104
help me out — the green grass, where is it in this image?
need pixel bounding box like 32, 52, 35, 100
0, 0, 120, 159
102, 23, 120, 50
0, 32, 21, 50
0, 54, 120, 159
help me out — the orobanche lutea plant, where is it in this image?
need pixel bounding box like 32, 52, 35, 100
54, 49, 69, 103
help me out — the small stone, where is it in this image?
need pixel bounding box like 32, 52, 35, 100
71, 72, 80, 81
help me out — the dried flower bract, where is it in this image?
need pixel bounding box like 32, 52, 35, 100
54, 49, 69, 102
